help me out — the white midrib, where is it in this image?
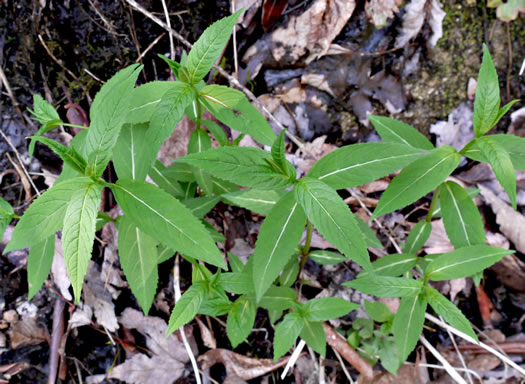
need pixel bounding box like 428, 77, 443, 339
402, 296, 419, 355
152, 165, 178, 191
118, 185, 198, 247
135, 227, 148, 293
429, 251, 506, 276
362, 258, 417, 276
445, 183, 471, 246
258, 203, 298, 293
131, 126, 136, 179
407, 223, 428, 253
188, 21, 230, 81
379, 153, 456, 213
319, 152, 421, 180
129, 99, 161, 113
377, 120, 411, 147
231, 196, 276, 205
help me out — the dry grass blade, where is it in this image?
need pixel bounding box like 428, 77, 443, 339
420, 335, 467, 384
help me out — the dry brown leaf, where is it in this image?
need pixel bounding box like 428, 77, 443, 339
83, 262, 119, 332
7, 317, 47, 349
51, 238, 72, 301
424, 219, 454, 254
365, 0, 402, 27
199, 348, 290, 381
157, 115, 193, 165
196, 318, 216, 349
430, 102, 475, 152
356, 364, 421, 384
395, 0, 446, 48
109, 354, 186, 384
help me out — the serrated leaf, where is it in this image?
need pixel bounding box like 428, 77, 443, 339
358, 253, 418, 278
118, 216, 159, 314
271, 130, 288, 175
355, 216, 383, 249
368, 115, 434, 150
113, 123, 155, 181
490, 100, 520, 129
158, 54, 181, 77
279, 255, 299, 287
228, 252, 244, 272
86, 150, 111, 178
5, 177, 94, 253
84, 64, 142, 169
303, 297, 359, 321
440, 181, 486, 248
182, 196, 220, 218
149, 161, 186, 198
274, 311, 305, 360
258, 286, 297, 311
218, 272, 254, 295
184, 10, 242, 84
56, 131, 88, 183
252, 191, 306, 301
473, 44, 500, 136
157, 244, 175, 264
426, 245, 512, 281
28, 95, 63, 157
202, 119, 229, 146
364, 300, 393, 323
425, 286, 478, 342
112, 179, 225, 269
178, 146, 293, 189
392, 294, 427, 364
0, 197, 14, 240
404, 220, 432, 254
221, 189, 284, 215
211, 177, 239, 194
372, 146, 461, 220
295, 178, 370, 269
63, 182, 103, 302
227, 295, 256, 348
308, 142, 425, 190
27, 235, 55, 300
200, 85, 276, 146
309, 250, 346, 265
464, 134, 525, 170
166, 281, 207, 334
300, 320, 326, 357
125, 81, 180, 124
199, 287, 232, 316
477, 136, 517, 209
188, 128, 214, 195
344, 276, 423, 298
31, 136, 87, 175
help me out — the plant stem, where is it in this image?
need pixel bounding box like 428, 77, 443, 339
426, 186, 441, 222
302, 220, 313, 256
194, 89, 202, 131
62, 123, 89, 130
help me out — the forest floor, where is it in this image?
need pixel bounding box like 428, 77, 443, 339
0, 0, 524, 383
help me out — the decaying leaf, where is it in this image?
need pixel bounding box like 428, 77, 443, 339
83, 262, 119, 332
424, 219, 454, 254
196, 318, 216, 349
109, 353, 186, 384
430, 102, 475, 152
7, 317, 47, 349
395, 0, 446, 48
51, 238, 72, 301
365, 0, 403, 27
356, 364, 421, 384
199, 348, 290, 381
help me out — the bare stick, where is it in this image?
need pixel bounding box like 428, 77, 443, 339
231, 0, 239, 79
440, 315, 473, 384
48, 298, 66, 384
0, 66, 24, 120
160, 0, 175, 78
420, 335, 467, 384
38, 35, 79, 82
135, 33, 166, 63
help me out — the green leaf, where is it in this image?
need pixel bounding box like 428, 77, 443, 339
227, 295, 256, 348
200, 85, 276, 146
344, 276, 423, 298
113, 123, 155, 181
31, 136, 87, 175
112, 179, 226, 269
184, 10, 242, 84
490, 100, 520, 129
309, 250, 346, 265
202, 120, 229, 147
157, 244, 175, 264
404, 220, 432, 254
440, 181, 486, 248
55, 131, 88, 183
27, 235, 55, 300
178, 147, 293, 189
166, 281, 207, 334
252, 191, 306, 301
5, 177, 94, 252
199, 287, 232, 316
158, 54, 181, 77
28, 94, 62, 157
211, 177, 239, 195
464, 134, 525, 170
364, 300, 393, 323
426, 245, 512, 281
279, 255, 299, 287
274, 311, 305, 360
118, 216, 159, 314
63, 183, 103, 302
372, 146, 461, 220
477, 136, 517, 209
83, 65, 142, 169
303, 298, 359, 321
368, 115, 434, 150
300, 320, 326, 357
258, 286, 297, 311
126, 81, 180, 124
219, 272, 254, 295
308, 142, 425, 190
355, 216, 383, 249
473, 44, 500, 136
425, 286, 478, 342
378, 337, 400, 374
271, 130, 288, 175
228, 252, 244, 272
358, 253, 418, 278
149, 161, 186, 198
188, 128, 214, 195
392, 294, 427, 364
221, 189, 284, 216
182, 196, 220, 218
86, 150, 111, 178
295, 178, 370, 269
0, 197, 14, 240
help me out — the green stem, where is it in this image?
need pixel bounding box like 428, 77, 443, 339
426, 186, 441, 223
12, 214, 21, 220
302, 220, 313, 256
194, 89, 202, 131
63, 123, 89, 130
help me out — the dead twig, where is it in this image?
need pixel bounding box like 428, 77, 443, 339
38, 35, 79, 82
0, 66, 24, 120
135, 32, 166, 63
160, 0, 175, 81
48, 298, 66, 384
323, 323, 373, 379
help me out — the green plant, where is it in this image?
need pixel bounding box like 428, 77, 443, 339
2, 9, 522, 374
